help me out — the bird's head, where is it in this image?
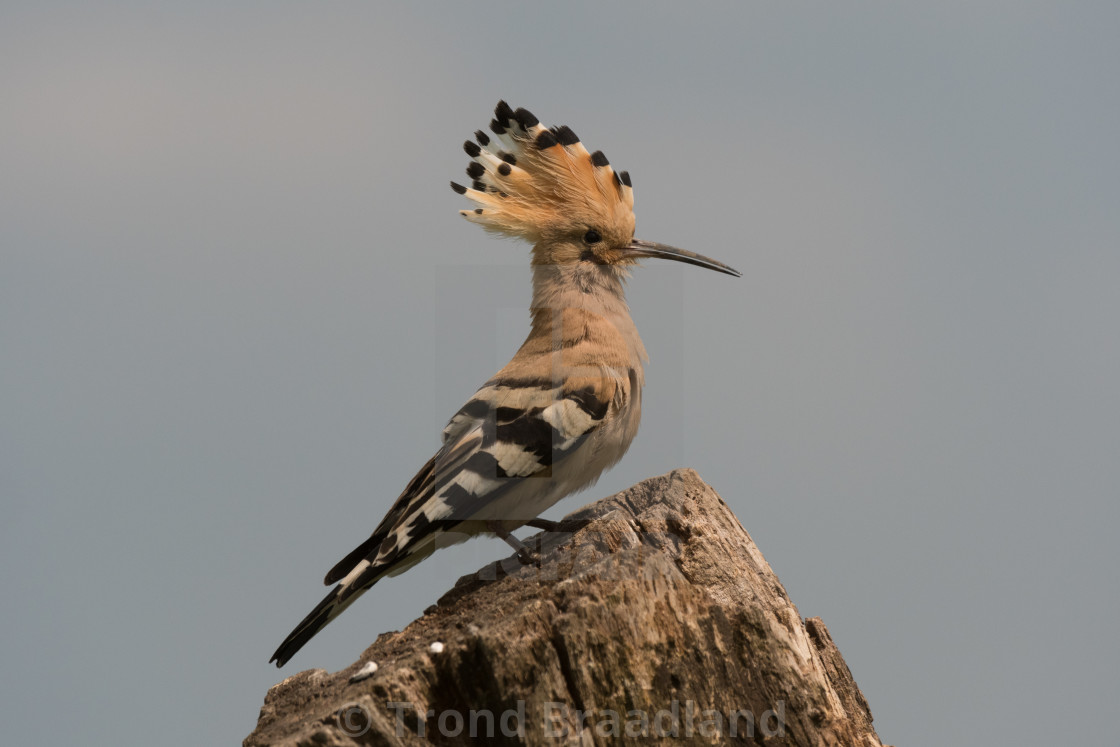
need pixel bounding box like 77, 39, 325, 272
452, 101, 740, 279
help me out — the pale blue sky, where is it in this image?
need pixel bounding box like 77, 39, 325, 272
3, 3, 1118, 745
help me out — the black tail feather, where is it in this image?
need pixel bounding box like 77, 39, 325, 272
270, 586, 342, 667
324, 534, 384, 585
270, 565, 384, 667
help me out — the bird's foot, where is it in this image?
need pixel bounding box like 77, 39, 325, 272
488, 521, 541, 565
525, 518, 560, 532
514, 545, 540, 566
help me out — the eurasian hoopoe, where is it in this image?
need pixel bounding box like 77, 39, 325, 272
270, 101, 739, 667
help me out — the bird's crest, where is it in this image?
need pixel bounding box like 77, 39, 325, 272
451, 101, 635, 245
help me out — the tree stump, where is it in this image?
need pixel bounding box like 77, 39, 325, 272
246, 469, 886, 746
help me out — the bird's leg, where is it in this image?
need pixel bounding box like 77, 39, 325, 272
525, 518, 560, 532
487, 520, 537, 565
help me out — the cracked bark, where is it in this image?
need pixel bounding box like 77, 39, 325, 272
246, 469, 888, 746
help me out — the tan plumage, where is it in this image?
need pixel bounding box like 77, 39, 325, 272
270, 101, 739, 667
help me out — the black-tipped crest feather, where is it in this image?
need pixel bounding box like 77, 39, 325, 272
453, 102, 637, 237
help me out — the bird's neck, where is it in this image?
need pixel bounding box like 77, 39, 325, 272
528, 262, 649, 369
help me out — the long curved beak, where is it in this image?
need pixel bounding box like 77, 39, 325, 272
623, 239, 741, 277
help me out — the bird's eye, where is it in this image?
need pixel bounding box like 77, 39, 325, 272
583, 229, 602, 244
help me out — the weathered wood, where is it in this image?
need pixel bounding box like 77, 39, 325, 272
247, 469, 886, 746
